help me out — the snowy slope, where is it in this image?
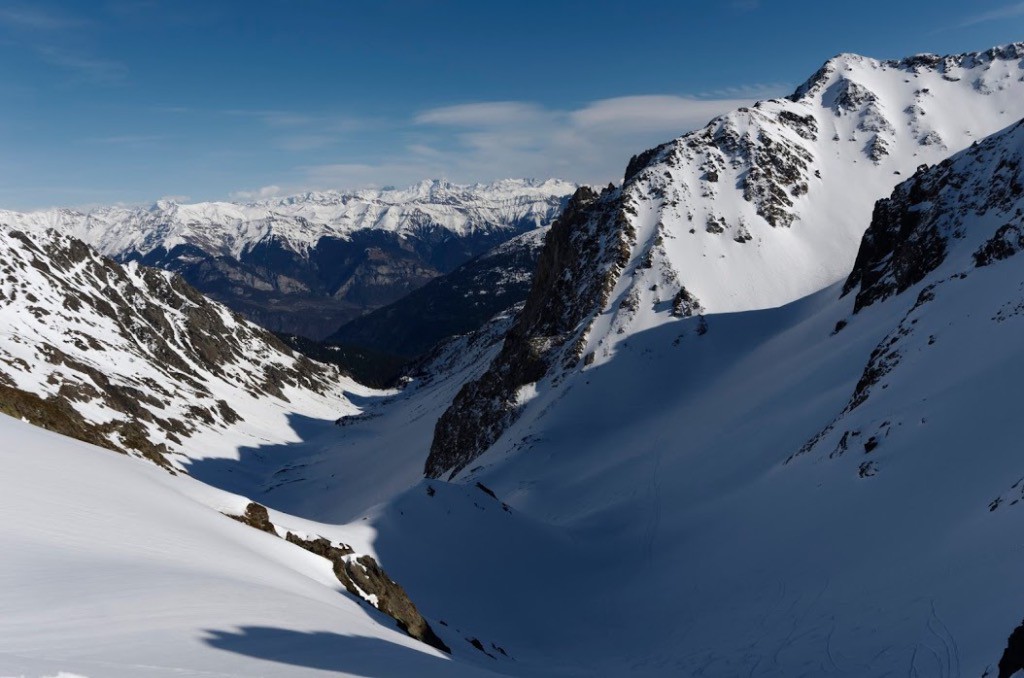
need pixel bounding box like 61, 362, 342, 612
0, 223, 373, 470
0, 413, 501, 678
222, 54, 1024, 676
363, 115, 1024, 676
612, 44, 1024, 322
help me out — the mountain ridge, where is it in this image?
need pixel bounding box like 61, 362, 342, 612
0, 178, 574, 339
426, 41, 1024, 478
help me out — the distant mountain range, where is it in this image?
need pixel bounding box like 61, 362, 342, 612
0, 178, 574, 339
327, 226, 549, 360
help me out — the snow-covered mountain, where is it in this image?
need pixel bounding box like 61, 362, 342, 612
7, 42, 1024, 678
428, 42, 1024, 478
0, 178, 574, 339
283, 105, 1024, 676
0, 222, 371, 470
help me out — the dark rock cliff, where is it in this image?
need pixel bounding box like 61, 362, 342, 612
844, 119, 1024, 313
425, 185, 635, 478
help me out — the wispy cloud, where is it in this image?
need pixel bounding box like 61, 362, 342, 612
80, 135, 164, 145
0, 6, 89, 31
287, 86, 789, 194
0, 6, 127, 85
229, 185, 284, 201
957, 2, 1024, 26
415, 101, 549, 127
224, 108, 364, 151
36, 46, 128, 84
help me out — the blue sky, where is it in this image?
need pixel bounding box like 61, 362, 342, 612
0, 0, 1022, 209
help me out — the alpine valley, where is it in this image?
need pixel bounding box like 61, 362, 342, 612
4, 42, 1024, 678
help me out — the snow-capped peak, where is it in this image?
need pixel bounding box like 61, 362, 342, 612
426, 42, 1024, 478
0, 178, 576, 261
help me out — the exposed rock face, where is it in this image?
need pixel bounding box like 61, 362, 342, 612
0, 225, 348, 469
844, 119, 1024, 313
998, 619, 1024, 678
229, 501, 277, 534
328, 226, 551, 360
3, 179, 574, 339
426, 185, 634, 478
228, 502, 449, 653
795, 116, 1024, 465
0, 381, 174, 469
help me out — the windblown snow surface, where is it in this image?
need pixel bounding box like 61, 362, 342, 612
4, 45, 1024, 678
0, 415, 501, 678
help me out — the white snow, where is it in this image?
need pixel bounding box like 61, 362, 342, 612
0, 414, 499, 677
4, 45, 1024, 678
0, 178, 576, 260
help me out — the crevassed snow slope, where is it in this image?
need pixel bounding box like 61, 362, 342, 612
0, 413, 500, 678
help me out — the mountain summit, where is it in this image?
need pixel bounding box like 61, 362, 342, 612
427, 42, 1024, 478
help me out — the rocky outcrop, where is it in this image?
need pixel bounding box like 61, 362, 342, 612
426, 185, 634, 478
0, 381, 174, 469
795, 117, 1024, 467
228, 502, 449, 653
229, 501, 277, 533
844, 119, 1024, 313
998, 619, 1024, 678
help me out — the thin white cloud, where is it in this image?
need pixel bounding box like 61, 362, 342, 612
234, 85, 790, 198
570, 95, 754, 133
0, 6, 88, 31
224, 109, 365, 151
82, 134, 165, 146
398, 91, 783, 185
957, 2, 1024, 26
36, 46, 128, 84
415, 101, 551, 127
275, 135, 340, 151
229, 185, 284, 201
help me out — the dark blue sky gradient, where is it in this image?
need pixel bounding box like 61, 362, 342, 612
0, 0, 1021, 208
